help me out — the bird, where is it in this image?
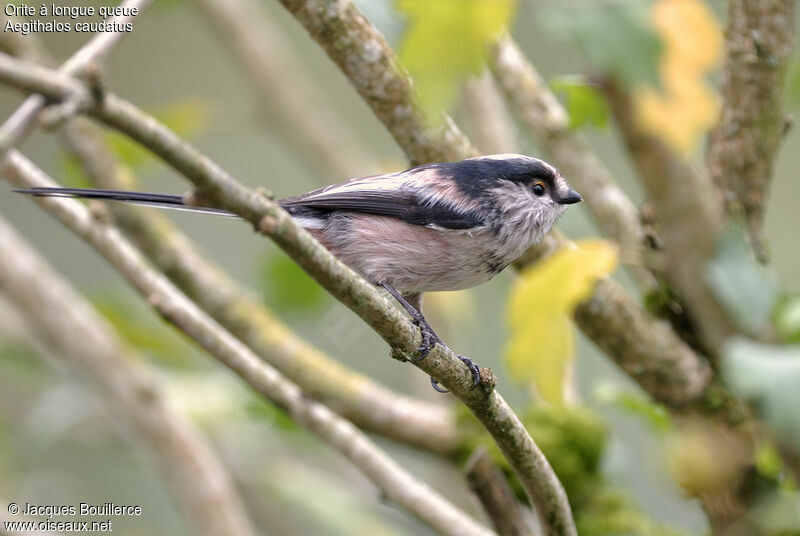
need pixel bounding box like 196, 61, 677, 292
16, 154, 582, 391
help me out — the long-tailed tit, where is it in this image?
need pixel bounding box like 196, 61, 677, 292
16, 154, 581, 391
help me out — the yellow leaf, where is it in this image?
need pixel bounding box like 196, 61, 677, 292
652, 0, 722, 71
633, 0, 722, 153
397, 0, 515, 119
506, 240, 617, 404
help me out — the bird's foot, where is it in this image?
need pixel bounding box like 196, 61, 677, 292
430, 355, 482, 393
410, 312, 440, 362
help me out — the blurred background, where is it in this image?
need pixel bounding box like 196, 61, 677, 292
0, 0, 798, 534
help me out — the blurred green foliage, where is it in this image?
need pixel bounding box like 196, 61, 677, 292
751, 489, 800, 535
541, 0, 662, 87
259, 252, 328, 313
576, 490, 689, 536
754, 443, 785, 484
456, 404, 688, 536
551, 76, 610, 130
89, 291, 198, 368
775, 296, 800, 344
723, 337, 800, 448
396, 0, 515, 118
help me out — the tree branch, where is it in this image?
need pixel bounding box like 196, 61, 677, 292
706, 0, 795, 255
2, 150, 496, 536
0, 54, 575, 535
59, 116, 459, 454
274, 0, 478, 165
602, 80, 736, 353
0, 215, 256, 536
489, 36, 656, 292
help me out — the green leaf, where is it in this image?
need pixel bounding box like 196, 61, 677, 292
551, 76, 609, 129
506, 240, 617, 404
723, 337, 800, 447
396, 0, 516, 118
754, 443, 783, 481
775, 296, 800, 343
541, 0, 662, 87
260, 253, 327, 313
706, 228, 781, 335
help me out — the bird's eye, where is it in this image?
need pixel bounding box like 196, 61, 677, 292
532, 182, 546, 196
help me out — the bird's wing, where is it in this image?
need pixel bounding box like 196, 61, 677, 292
280, 172, 484, 230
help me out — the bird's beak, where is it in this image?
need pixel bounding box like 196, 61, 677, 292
558, 189, 582, 205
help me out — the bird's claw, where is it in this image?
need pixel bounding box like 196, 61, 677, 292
430, 377, 449, 393
460, 355, 482, 389
406, 309, 481, 393
410, 313, 438, 362
430, 355, 481, 393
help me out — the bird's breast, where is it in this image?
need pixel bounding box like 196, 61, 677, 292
311, 213, 518, 293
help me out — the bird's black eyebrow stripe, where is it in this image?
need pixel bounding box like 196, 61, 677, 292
417, 158, 556, 197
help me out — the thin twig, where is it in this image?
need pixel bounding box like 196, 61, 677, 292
59, 116, 459, 454
706, 0, 795, 256
465, 448, 537, 536
0, 54, 575, 535
2, 150, 496, 536
0, 215, 255, 536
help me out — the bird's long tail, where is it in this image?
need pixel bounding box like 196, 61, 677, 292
13, 187, 241, 217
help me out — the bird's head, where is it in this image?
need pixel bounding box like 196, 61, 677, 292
457, 154, 581, 233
